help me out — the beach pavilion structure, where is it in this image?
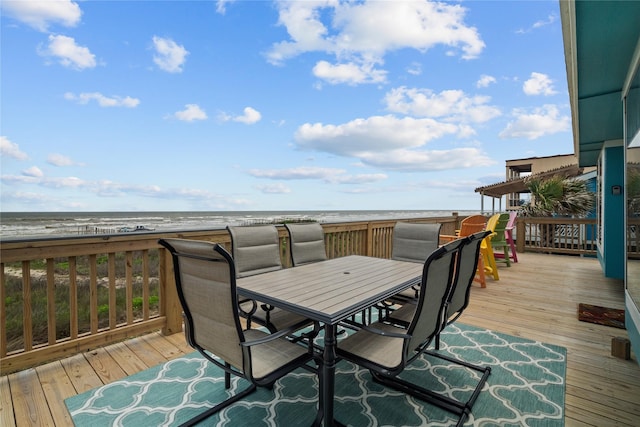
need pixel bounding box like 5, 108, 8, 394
559, 0, 640, 362
474, 154, 592, 214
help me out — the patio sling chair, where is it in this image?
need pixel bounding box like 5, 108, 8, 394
227, 225, 311, 333
388, 222, 442, 304
387, 231, 492, 349
158, 238, 318, 427
284, 222, 328, 266
335, 236, 491, 427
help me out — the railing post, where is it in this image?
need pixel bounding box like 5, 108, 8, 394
160, 247, 182, 335
366, 222, 374, 256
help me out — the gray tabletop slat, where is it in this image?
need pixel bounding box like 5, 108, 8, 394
237, 256, 423, 324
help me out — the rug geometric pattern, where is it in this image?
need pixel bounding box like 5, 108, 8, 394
65, 323, 566, 426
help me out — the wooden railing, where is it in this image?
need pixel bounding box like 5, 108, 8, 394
0, 215, 458, 374
515, 217, 597, 255
3, 213, 636, 374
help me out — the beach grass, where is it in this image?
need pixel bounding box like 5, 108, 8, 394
3, 251, 160, 353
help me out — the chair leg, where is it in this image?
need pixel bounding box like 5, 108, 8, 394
474, 254, 486, 288
506, 230, 518, 262
503, 247, 511, 267
370, 352, 491, 427
225, 362, 231, 389
482, 247, 499, 280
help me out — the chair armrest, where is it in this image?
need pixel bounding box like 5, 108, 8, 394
240, 323, 301, 347
439, 234, 459, 242
357, 323, 411, 339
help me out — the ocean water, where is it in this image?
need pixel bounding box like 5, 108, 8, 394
0, 210, 477, 239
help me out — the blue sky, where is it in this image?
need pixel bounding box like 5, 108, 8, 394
1, 0, 571, 212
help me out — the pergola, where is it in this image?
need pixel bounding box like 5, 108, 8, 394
474, 164, 584, 213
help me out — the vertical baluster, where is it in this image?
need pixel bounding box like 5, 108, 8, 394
1, 264, 7, 357
126, 251, 134, 325
47, 259, 56, 345
22, 261, 32, 351
69, 256, 78, 340
108, 253, 117, 330
89, 255, 98, 334
142, 250, 150, 320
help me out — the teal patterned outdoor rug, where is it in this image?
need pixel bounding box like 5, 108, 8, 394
65, 323, 566, 426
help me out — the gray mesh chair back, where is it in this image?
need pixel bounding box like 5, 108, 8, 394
404, 237, 463, 356
448, 231, 491, 318
337, 237, 463, 374
227, 225, 311, 332
158, 238, 315, 426
435, 230, 492, 349
392, 222, 442, 263
160, 238, 245, 368
285, 223, 327, 266
387, 222, 441, 306
227, 225, 282, 277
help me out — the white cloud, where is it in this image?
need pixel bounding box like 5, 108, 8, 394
215, 0, 236, 14
255, 183, 291, 194
235, 107, 262, 124
312, 60, 387, 85
219, 107, 262, 124
295, 115, 459, 157
499, 104, 570, 140
266, 1, 484, 85
172, 104, 208, 122
22, 166, 44, 177
40, 35, 96, 70
293, 114, 496, 172
152, 36, 189, 73
384, 87, 501, 124
406, 62, 422, 76
64, 92, 140, 108
250, 167, 346, 181
476, 74, 496, 88
1, 0, 81, 32
0, 172, 250, 209
358, 147, 494, 171
517, 14, 557, 34
523, 72, 557, 96
47, 153, 82, 167
249, 166, 387, 184
0, 136, 29, 160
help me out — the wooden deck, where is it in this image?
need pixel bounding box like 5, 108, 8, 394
1, 252, 638, 426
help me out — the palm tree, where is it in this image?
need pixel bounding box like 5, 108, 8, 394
520, 175, 595, 248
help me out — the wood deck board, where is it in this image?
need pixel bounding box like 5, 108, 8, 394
0, 375, 16, 427
1, 252, 639, 426
35, 362, 75, 426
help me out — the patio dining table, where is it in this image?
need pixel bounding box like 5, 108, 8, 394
237, 255, 423, 427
